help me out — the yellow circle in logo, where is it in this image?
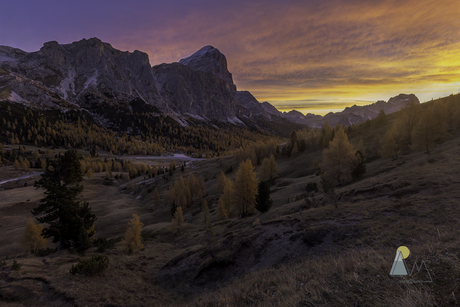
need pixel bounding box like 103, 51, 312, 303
397, 246, 410, 259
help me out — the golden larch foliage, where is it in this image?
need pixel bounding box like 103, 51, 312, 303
153, 188, 160, 209
217, 179, 233, 219
170, 206, 185, 234
124, 213, 144, 251
411, 106, 444, 154
217, 171, 227, 195
380, 128, 398, 159
22, 219, 48, 253
259, 155, 278, 182
233, 159, 258, 217
322, 127, 358, 184
13, 159, 20, 170
202, 199, 210, 224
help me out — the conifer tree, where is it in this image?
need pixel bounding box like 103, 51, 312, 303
411, 106, 441, 154
170, 206, 185, 234
259, 155, 278, 182
376, 109, 388, 126
204, 218, 217, 257
290, 130, 298, 153
124, 213, 144, 252
22, 218, 48, 253
32, 150, 96, 251
153, 188, 160, 209
22, 159, 29, 171
255, 181, 273, 213
14, 159, 20, 170
233, 159, 258, 217
380, 129, 398, 159
396, 101, 419, 146
217, 171, 227, 195
217, 179, 233, 219
41, 159, 47, 171
320, 171, 338, 208
291, 142, 299, 157
322, 128, 358, 184
321, 121, 334, 148
356, 137, 366, 157
202, 199, 210, 224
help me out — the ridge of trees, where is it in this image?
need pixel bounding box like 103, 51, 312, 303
0, 101, 279, 158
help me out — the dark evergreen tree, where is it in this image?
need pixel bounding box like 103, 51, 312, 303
320, 172, 338, 208
352, 150, 366, 180
170, 200, 177, 217
255, 181, 273, 213
32, 150, 96, 251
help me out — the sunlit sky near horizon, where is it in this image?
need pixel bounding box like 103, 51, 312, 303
2, 0, 460, 115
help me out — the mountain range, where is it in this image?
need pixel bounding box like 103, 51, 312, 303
0, 38, 419, 133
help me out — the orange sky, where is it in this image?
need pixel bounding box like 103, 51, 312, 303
3, 0, 460, 115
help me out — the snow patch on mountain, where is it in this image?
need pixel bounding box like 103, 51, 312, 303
9, 91, 29, 105
227, 116, 244, 125
59, 68, 77, 100
83, 70, 98, 91
179, 46, 216, 67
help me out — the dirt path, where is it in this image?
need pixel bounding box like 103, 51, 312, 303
0, 172, 43, 186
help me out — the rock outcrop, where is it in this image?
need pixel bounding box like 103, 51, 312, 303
0, 38, 164, 110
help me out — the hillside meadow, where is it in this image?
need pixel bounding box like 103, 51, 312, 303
0, 120, 459, 306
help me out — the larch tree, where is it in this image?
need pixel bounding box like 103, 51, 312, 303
171, 206, 185, 234
259, 155, 278, 182
356, 137, 366, 157
321, 121, 334, 148
396, 101, 419, 146
124, 213, 144, 252
217, 171, 227, 195
322, 127, 358, 184
380, 128, 398, 159
217, 179, 233, 219
291, 142, 299, 157
410, 106, 441, 154
202, 199, 210, 224
153, 188, 160, 209
22, 218, 48, 254
233, 159, 258, 217
376, 109, 388, 126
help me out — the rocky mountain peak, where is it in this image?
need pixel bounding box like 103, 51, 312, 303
179, 45, 233, 83
387, 93, 419, 106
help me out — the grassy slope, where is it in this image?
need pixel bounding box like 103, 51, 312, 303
1, 128, 460, 306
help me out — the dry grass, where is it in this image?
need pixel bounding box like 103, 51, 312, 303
1, 133, 460, 306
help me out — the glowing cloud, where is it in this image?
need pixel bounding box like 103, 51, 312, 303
1, 0, 460, 114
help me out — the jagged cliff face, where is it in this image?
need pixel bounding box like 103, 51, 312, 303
0, 38, 164, 110
0, 38, 420, 132
153, 60, 238, 121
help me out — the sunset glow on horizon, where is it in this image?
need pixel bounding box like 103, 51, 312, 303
2, 0, 460, 115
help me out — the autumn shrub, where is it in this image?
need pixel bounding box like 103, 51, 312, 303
70, 255, 109, 276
